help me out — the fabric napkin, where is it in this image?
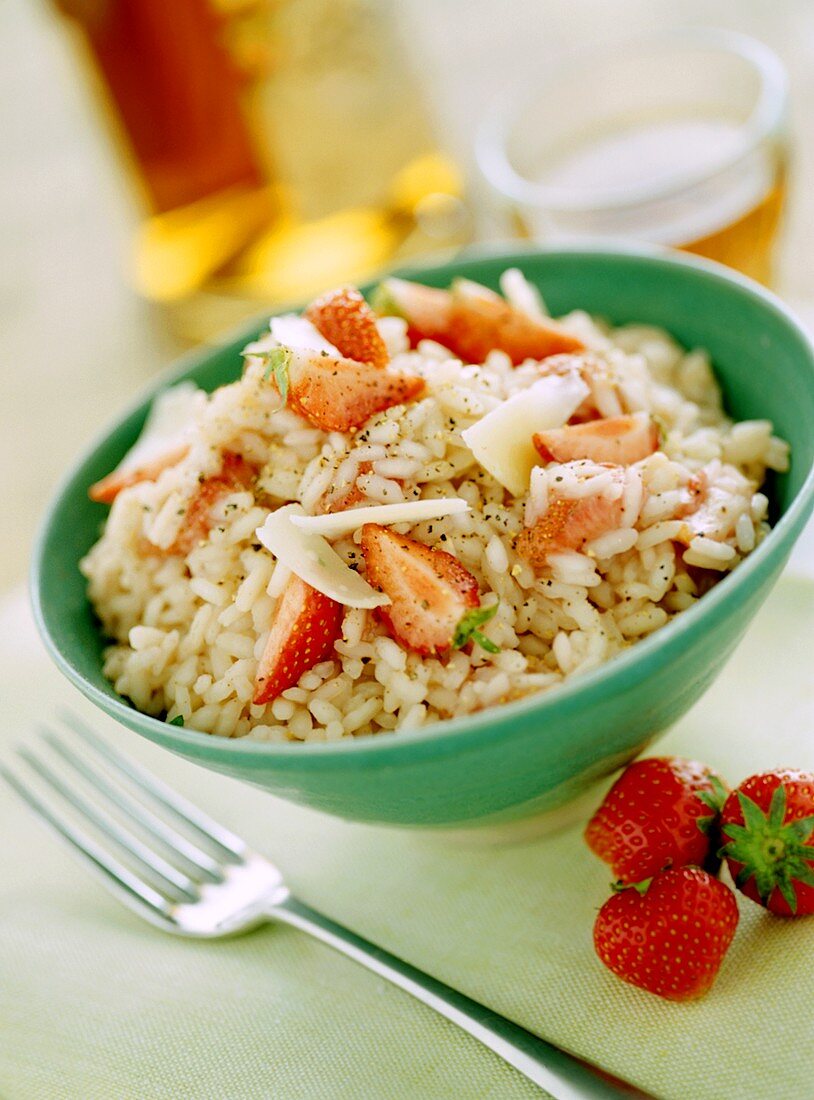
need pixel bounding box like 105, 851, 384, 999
1, 571, 813, 1100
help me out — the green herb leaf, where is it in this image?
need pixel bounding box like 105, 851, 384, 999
453, 602, 500, 654
611, 877, 653, 896
260, 347, 291, 404
778, 878, 798, 914
790, 817, 814, 844
369, 283, 403, 318
768, 783, 788, 830
168, 715, 184, 727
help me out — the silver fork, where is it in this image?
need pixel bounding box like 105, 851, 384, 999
2, 715, 641, 1100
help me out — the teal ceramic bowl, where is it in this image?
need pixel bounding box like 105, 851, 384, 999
32, 247, 814, 829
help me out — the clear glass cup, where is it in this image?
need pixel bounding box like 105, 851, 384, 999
476, 28, 789, 285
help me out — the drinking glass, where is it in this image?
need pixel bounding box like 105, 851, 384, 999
477, 28, 789, 285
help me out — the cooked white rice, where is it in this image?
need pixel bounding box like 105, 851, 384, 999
81, 299, 789, 742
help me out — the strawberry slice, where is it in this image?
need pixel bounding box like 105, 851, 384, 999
169, 451, 256, 555
533, 413, 659, 466
373, 277, 453, 347
515, 468, 626, 568
360, 524, 479, 656
89, 443, 189, 504
374, 276, 584, 365
273, 348, 424, 433
305, 286, 389, 369
253, 574, 344, 705
447, 278, 585, 366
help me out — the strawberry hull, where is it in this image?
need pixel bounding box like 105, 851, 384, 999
721, 770, 814, 917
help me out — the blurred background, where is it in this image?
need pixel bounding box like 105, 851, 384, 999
4, 0, 814, 592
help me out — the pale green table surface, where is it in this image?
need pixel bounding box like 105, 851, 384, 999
1, 573, 813, 1100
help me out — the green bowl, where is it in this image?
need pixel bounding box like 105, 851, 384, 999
32, 247, 814, 829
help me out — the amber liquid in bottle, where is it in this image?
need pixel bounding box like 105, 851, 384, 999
55, 0, 469, 340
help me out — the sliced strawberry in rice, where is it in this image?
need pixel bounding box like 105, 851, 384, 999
533, 413, 659, 466
373, 277, 454, 347
253, 574, 344, 705
515, 468, 626, 569
360, 524, 479, 656
169, 451, 256, 555
280, 349, 424, 433
374, 277, 584, 365
305, 286, 389, 369
89, 443, 189, 504
446, 279, 585, 366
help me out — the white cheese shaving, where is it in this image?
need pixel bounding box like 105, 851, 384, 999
461, 373, 590, 496
499, 267, 550, 320
256, 504, 389, 609
290, 498, 470, 538
269, 315, 339, 355
117, 382, 204, 474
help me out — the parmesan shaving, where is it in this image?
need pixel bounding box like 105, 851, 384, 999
461, 373, 589, 495
290, 498, 470, 538
256, 504, 388, 609
116, 383, 203, 475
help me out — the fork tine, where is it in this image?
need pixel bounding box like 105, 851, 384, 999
62, 712, 247, 860
0, 762, 173, 923
42, 726, 225, 884
17, 746, 200, 905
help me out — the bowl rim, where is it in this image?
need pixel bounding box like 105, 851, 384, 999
31, 243, 814, 769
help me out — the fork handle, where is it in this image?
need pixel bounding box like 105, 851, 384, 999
270, 895, 621, 1099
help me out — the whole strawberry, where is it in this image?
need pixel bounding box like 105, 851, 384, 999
720, 769, 814, 916
593, 867, 739, 1000
585, 757, 728, 883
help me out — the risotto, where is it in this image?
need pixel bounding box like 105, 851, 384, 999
81, 270, 789, 742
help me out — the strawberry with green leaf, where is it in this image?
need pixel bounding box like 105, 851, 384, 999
262, 345, 423, 434
720, 769, 814, 916
585, 757, 729, 884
